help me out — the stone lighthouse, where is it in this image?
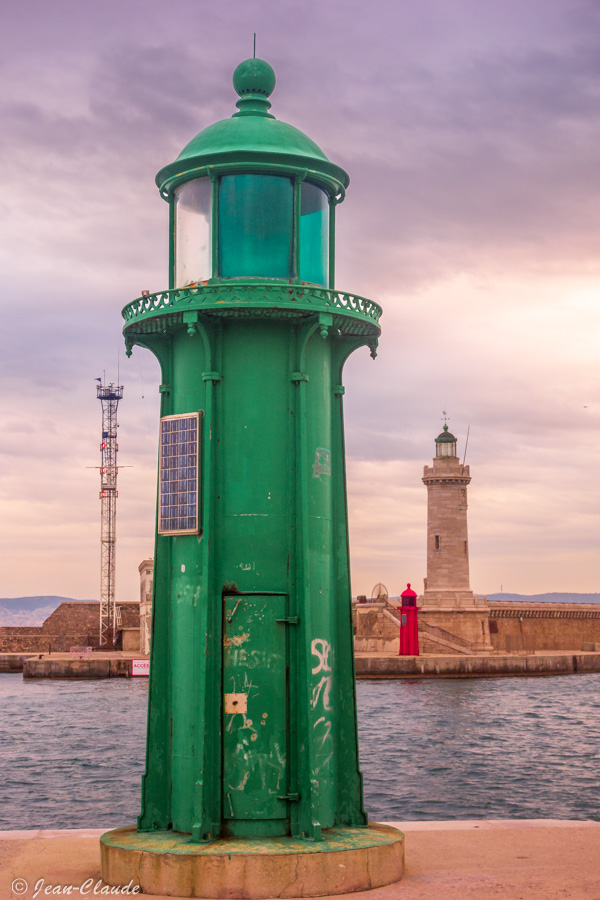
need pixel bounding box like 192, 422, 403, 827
101, 57, 403, 897
422, 423, 475, 606
421, 422, 491, 650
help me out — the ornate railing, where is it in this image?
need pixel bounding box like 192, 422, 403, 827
122, 282, 382, 330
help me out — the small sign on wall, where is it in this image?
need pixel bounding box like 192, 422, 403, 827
224, 693, 247, 714
132, 658, 150, 677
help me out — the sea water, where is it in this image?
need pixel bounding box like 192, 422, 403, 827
0, 673, 598, 830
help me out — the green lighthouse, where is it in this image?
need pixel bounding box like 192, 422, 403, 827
102, 57, 403, 897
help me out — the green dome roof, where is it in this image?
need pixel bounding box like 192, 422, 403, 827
174, 115, 329, 168
435, 424, 457, 443
155, 58, 349, 199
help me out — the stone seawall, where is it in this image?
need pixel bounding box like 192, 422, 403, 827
0, 653, 35, 673
16, 651, 600, 680
22, 653, 146, 679
355, 652, 600, 678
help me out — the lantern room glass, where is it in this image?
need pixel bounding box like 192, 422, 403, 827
174, 178, 212, 287
219, 174, 293, 279
436, 441, 457, 457
299, 182, 329, 286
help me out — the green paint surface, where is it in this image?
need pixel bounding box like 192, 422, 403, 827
223, 595, 288, 830
124, 58, 380, 844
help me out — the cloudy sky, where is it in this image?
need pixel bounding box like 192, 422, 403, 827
1, 0, 599, 603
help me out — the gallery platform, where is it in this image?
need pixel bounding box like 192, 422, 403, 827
1, 819, 599, 899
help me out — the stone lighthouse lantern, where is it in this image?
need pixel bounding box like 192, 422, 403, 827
435, 423, 457, 457
101, 58, 403, 897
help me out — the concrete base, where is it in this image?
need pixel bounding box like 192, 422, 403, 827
100, 823, 404, 898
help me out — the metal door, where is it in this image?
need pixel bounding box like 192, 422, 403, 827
223, 595, 288, 823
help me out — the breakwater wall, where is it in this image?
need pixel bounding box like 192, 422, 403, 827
14, 651, 600, 680
0, 653, 34, 673
355, 651, 600, 678
22, 654, 145, 679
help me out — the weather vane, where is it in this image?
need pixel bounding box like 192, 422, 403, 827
442, 410, 449, 426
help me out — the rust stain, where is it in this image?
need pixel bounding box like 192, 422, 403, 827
223, 632, 250, 648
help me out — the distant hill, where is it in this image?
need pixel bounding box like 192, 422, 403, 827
0, 596, 96, 627
487, 592, 600, 604
359, 592, 600, 605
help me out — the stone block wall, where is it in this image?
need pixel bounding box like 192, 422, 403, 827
353, 602, 491, 654
40, 602, 99, 635
0, 601, 140, 653
119, 604, 140, 628
139, 558, 154, 655
489, 604, 600, 652
0, 627, 53, 653
353, 600, 600, 655
121, 628, 141, 652
422, 459, 471, 593
420, 610, 491, 653
353, 603, 399, 652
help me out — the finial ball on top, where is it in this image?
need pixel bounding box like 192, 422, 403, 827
233, 58, 276, 97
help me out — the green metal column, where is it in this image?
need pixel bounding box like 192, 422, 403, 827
124, 57, 382, 843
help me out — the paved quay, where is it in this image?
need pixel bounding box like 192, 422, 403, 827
1, 820, 599, 899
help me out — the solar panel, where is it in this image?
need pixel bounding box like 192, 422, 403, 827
158, 413, 201, 534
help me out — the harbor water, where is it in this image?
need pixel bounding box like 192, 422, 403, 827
0, 673, 598, 830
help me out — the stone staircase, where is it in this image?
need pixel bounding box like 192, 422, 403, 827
384, 603, 475, 655
418, 621, 475, 655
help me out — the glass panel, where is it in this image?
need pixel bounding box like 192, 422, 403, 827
175, 179, 212, 287
437, 442, 457, 458
219, 175, 293, 279
299, 182, 329, 286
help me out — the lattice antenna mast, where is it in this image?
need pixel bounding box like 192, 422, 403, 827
96, 380, 124, 646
